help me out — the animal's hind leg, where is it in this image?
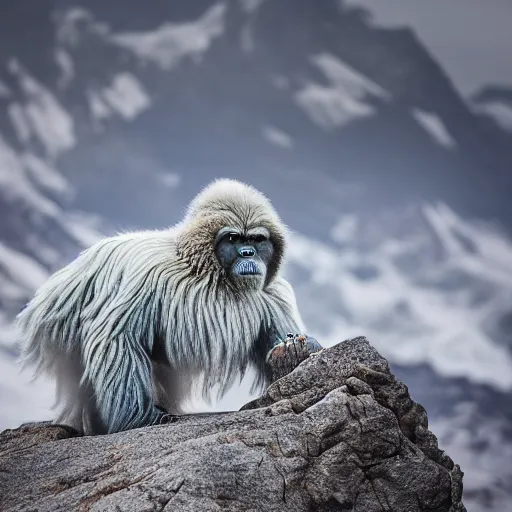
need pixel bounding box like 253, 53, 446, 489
152, 361, 191, 416
82, 332, 165, 434
53, 353, 88, 432
50, 353, 103, 434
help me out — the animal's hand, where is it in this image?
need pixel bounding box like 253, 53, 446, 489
266, 333, 322, 382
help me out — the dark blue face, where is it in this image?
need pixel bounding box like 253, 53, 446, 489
215, 229, 274, 283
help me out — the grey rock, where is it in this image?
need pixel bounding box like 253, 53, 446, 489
0, 337, 466, 512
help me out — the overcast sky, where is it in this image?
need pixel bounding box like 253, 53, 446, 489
345, 0, 512, 96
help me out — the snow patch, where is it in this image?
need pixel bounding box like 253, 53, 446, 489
330, 214, 359, 244
101, 73, 151, 120
57, 7, 91, 45
239, 0, 266, 13
423, 203, 512, 286
238, 0, 265, 51
54, 48, 75, 89
474, 101, 512, 132
262, 125, 294, 149
62, 211, 105, 247
240, 23, 255, 53
411, 108, 456, 149
0, 80, 10, 98
271, 75, 290, 91
0, 243, 49, 294
87, 91, 110, 121
313, 53, 388, 99
9, 60, 75, 158
22, 153, 71, 199
295, 53, 389, 130
154, 172, 181, 188
87, 74, 150, 123
56, 8, 108, 47
0, 135, 60, 218
8, 103, 31, 144
111, 3, 226, 70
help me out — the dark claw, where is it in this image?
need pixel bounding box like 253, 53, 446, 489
158, 414, 176, 425
153, 406, 176, 426
267, 334, 323, 382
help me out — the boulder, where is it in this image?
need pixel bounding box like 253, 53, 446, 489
0, 337, 466, 511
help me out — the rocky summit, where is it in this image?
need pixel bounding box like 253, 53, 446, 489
0, 337, 466, 512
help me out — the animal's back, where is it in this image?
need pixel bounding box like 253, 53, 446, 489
18, 230, 177, 373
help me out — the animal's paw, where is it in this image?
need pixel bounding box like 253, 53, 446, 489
267, 333, 322, 382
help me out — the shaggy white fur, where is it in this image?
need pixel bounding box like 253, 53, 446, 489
18, 179, 304, 434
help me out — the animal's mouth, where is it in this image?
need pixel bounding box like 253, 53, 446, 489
235, 259, 262, 276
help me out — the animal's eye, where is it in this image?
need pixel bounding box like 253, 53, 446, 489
228, 233, 242, 243
252, 234, 267, 243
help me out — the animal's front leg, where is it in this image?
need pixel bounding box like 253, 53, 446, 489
266, 333, 323, 382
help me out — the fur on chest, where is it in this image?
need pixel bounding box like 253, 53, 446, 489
161, 278, 277, 371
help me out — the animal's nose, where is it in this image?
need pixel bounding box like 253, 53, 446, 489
238, 246, 255, 258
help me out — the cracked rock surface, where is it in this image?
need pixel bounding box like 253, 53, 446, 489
0, 337, 466, 511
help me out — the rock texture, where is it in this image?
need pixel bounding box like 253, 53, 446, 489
0, 337, 466, 512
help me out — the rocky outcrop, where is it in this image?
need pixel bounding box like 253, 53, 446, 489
0, 337, 466, 511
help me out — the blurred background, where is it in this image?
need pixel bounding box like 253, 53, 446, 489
1, 1, 511, 509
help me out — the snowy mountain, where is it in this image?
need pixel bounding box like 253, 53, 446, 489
1, 1, 512, 510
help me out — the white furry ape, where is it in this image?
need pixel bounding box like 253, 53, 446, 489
18, 179, 321, 434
